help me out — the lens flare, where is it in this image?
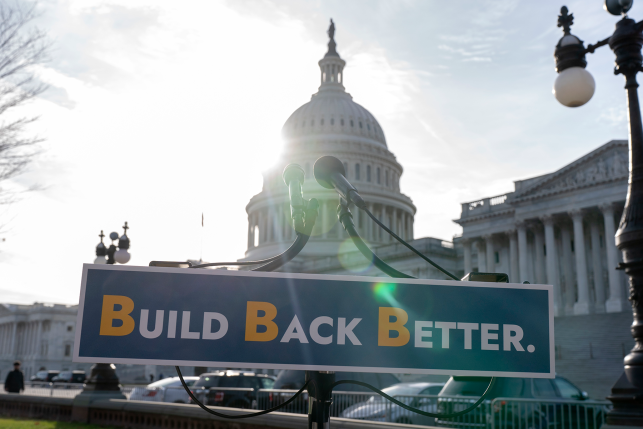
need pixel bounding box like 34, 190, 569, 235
337, 238, 374, 273
373, 282, 401, 307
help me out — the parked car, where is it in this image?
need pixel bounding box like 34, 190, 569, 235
271, 370, 401, 416
129, 376, 199, 403
436, 376, 604, 429
341, 382, 445, 425
30, 370, 59, 383
190, 371, 276, 409
52, 371, 86, 384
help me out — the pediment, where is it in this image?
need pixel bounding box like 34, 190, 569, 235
512, 140, 628, 201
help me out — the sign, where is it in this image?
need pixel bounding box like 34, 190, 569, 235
74, 264, 554, 378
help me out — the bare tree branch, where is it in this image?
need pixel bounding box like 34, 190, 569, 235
0, 1, 50, 207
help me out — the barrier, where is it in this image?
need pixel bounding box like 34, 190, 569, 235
436, 396, 611, 429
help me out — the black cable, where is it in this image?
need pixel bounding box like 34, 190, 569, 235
362, 207, 460, 281
331, 377, 496, 419
175, 366, 310, 419
342, 218, 414, 279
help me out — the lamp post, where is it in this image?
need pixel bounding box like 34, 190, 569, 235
72, 223, 131, 421
94, 222, 131, 265
552, 1, 643, 425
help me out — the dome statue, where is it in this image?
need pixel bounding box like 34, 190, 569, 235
244, 21, 416, 265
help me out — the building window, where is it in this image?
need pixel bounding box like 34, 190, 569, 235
359, 122, 363, 129
67, 326, 73, 332
367, 123, 370, 130
331, 118, 334, 125
341, 119, 345, 126
600, 235, 603, 247
350, 120, 354, 127
495, 252, 499, 264
321, 119, 324, 126
355, 164, 360, 180
544, 245, 547, 256
571, 240, 575, 252
385, 170, 389, 186
367, 165, 371, 182
377, 168, 381, 184
64, 344, 71, 357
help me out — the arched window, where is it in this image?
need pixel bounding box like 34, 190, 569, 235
367, 123, 371, 130
350, 120, 354, 127
341, 119, 345, 126
359, 122, 363, 129
367, 165, 371, 182
355, 163, 360, 180
377, 167, 381, 184
385, 170, 389, 187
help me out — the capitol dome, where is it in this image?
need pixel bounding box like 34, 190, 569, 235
244, 20, 416, 264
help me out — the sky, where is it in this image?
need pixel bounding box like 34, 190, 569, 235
0, 0, 634, 304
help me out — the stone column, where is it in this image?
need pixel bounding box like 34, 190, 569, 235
476, 240, 486, 272
247, 214, 253, 248
589, 214, 606, 313
257, 211, 263, 245
570, 209, 590, 315
35, 321, 42, 358
392, 208, 398, 237
601, 203, 625, 312
409, 214, 414, 240
560, 224, 575, 314
517, 221, 529, 283
541, 215, 563, 316
484, 235, 495, 273
506, 230, 519, 283
534, 226, 546, 284
463, 238, 473, 275
401, 212, 407, 241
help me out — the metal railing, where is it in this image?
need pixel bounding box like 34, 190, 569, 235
5, 385, 613, 429
436, 396, 611, 429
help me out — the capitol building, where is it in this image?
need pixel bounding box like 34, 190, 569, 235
0, 22, 634, 399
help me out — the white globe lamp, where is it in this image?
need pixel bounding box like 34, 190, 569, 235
553, 66, 596, 107
114, 248, 131, 264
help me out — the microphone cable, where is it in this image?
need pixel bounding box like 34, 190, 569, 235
331, 377, 496, 419
361, 206, 460, 281
176, 366, 310, 419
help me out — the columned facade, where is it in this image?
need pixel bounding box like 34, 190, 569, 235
455, 140, 629, 316
0, 303, 88, 380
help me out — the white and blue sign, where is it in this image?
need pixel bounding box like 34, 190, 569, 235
74, 264, 555, 378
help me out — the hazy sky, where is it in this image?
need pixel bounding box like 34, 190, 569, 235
0, 0, 633, 304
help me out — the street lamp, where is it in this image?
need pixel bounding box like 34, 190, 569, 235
553, 2, 643, 424
94, 222, 131, 265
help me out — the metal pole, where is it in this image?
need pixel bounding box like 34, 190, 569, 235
306, 371, 335, 429
609, 16, 643, 426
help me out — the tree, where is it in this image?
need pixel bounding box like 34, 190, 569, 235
0, 1, 49, 206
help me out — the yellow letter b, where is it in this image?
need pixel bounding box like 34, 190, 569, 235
245, 301, 278, 342
378, 307, 410, 347
100, 295, 135, 336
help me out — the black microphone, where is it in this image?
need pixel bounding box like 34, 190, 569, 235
282, 163, 306, 232
313, 156, 366, 209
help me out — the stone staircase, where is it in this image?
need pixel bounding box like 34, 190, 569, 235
554, 310, 634, 400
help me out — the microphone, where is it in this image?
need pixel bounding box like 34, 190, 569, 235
313, 156, 366, 209
282, 163, 306, 232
